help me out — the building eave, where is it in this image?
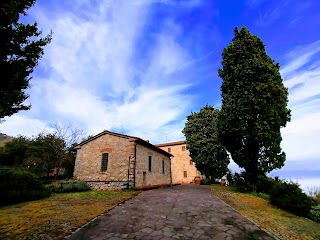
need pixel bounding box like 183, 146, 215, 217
73, 130, 139, 150
155, 141, 186, 147
133, 138, 173, 158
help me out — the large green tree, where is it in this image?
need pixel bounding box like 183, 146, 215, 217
27, 133, 66, 178
0, 0, 52, 119
182, 105, 230, 180
0, 136, 30, 166
218, 27, 291, 190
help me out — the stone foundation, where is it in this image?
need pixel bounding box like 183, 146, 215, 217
86, 180, 133, 190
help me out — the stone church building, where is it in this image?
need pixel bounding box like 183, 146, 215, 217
73, 130, 172, 190
156, 141, 200, 184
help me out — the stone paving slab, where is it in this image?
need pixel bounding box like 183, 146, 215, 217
67, 185, 274, 240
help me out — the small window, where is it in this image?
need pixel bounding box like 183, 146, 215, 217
101, 153, 109, 172
190, 160, 193, 165
148, 156, 152, 172
162, 160, 165, 174
182, 146, 186, 151
168, 147, 171, 153
184, 171, 187, 178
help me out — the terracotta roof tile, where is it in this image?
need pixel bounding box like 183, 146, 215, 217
155, 141, 186, 147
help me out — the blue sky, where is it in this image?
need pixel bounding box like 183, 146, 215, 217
1, 0, 320, 190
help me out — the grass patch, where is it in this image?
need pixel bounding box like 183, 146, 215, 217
211, 185, 320, 240
251, 192, 270, 201
0, 190, 138, 240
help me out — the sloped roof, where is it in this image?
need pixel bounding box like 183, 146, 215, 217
155, 141, 186, 147
74, 130, 173, 157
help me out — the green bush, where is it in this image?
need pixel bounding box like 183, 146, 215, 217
309, 204, 320, 223
0, 169, 51, 205
226, 170, 235, 186
270, 180, 314, 217
48, 180, 91, 193
200, 178, 210, 185
256, 176, 277, 195
233, 172, 253, 193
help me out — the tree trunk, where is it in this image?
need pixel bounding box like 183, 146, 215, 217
54, 168, 59, 181
46, 169, 51, 184
251, 181, 257, 193
244, 164, 259, 192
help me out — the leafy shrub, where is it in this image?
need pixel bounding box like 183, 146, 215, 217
48, 180, 90, 193
0, 169, 51, 205
233, 172, 253, 193
256, 176, 277, 195
200, 178, 217, 185
226, 170, 235, 186
270, 180, 314, 217
309, 204, 320, 223
233, 173, 279, 195
200, 178, 211, 185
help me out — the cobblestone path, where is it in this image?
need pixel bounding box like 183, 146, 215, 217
67, 185, 274, 240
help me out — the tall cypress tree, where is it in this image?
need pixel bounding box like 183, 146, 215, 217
218, 27, 291, 190
0, 0, 52, 119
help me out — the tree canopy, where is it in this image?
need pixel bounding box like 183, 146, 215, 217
182, 105, 230, 179
0, 123, 85, 178
27, 133, 66, 177
218, 27, 291, 189
0, 0, 52, 119
0, 136, 30, 166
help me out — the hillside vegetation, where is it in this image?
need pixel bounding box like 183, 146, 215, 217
0, 134, 14, 148
211, 185, 320, 240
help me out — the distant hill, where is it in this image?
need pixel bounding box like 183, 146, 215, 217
0, 134, 15, 148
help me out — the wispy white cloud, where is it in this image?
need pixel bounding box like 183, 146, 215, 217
280, 40, 320, 165
246, 0, 267, 8
0, 0, 198, 143
255, 6, 283, 27
0, 115, 53, 137
247, 0, 289, 26
251, 0, 314, 27
281, 40, 320, 79
144, 0, 203, 8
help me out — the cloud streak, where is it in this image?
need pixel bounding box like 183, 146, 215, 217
280, 40, 320, 169
1, 0, 198, 143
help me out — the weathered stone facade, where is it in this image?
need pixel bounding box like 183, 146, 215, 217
156, 141, 200, 184
74, 130, 172, 190
135, 144, 171, 187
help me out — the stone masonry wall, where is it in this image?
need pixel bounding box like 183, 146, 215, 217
158, 143, 199, 184
86, 180, 133, 190
74, 134, 135, 187
135, 144, 171, 187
